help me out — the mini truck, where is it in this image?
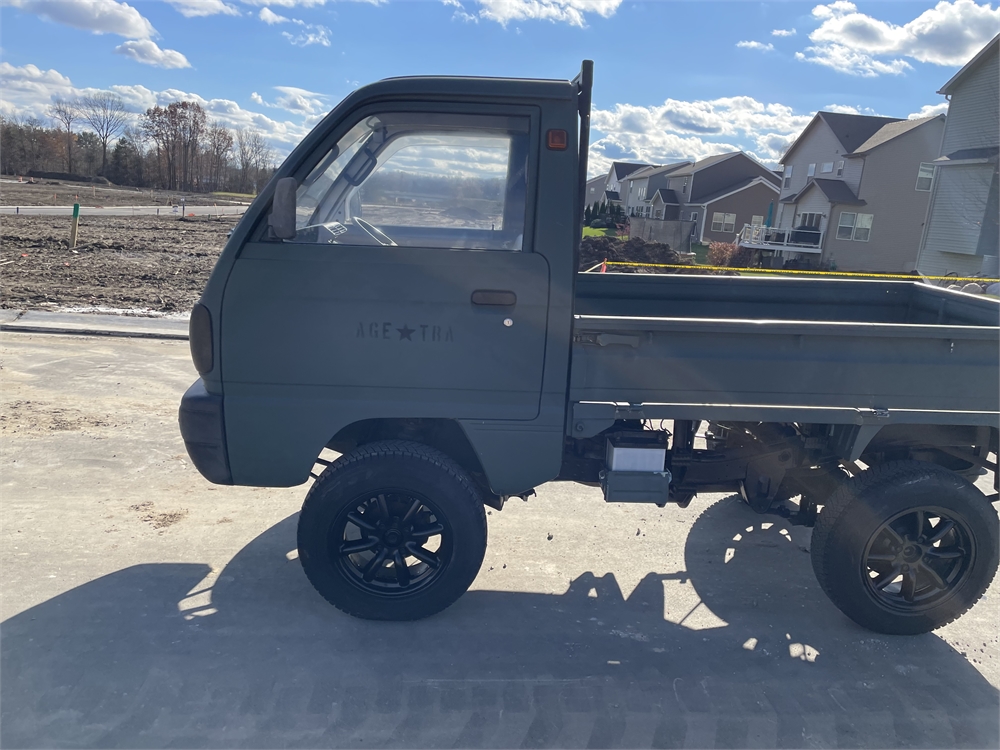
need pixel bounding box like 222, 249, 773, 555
180, 62, 1000, 634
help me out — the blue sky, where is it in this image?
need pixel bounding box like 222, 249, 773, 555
2, 0, 998, 175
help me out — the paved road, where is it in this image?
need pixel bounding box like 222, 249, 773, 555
0, 204, 247, 217
1, 332, 997, 748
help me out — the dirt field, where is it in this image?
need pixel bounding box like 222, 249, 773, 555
0, 179, 249, 208
1, 214, 235, 314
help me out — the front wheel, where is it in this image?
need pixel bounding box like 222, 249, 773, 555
298, 440, 487, 620
810, 460, 998, 634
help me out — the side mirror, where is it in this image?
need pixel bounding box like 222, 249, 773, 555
269, 177, 297, 240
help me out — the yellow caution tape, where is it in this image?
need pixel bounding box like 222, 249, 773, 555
600, 261, 1000, 284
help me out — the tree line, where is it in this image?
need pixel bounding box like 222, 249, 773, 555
1, 93, 276, 194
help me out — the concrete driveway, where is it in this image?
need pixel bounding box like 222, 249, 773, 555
1, 332, 997, 749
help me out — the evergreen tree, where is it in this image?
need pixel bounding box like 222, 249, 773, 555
584, 205, 592, 224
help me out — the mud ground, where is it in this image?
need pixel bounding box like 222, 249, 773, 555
0, 215, 235, 313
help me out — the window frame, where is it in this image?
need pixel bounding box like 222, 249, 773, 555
782, 165, 793, 189
853, 213, 873, 242
722, 212, 736, 233
915, 162, 936, 192
260, 101, 541, 253
807, 163, 816, 177
711, 211, 726, 232
821, 162, 834, 173
836, 160, 844, 177
837, 211, 856, 240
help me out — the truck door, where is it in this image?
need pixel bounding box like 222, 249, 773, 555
219, 106, 549, 480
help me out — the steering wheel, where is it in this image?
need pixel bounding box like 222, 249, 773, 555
354, 217, 397, 247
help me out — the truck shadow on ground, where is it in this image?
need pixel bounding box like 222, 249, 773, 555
3, 496, 997, 749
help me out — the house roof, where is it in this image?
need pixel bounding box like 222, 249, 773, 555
934, 146, 1000, 163
620, 161, 692, 183
850, 116, 944, 155
783, 178, 866, 206
611, 162, 652, 181
781, 112, 903, 164
666, 152, 741, 177
938, 34, 999, 96
649, 188, 680, 205
693, 176, 779, 206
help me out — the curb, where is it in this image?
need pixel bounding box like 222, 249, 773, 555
0, 309, 189, 341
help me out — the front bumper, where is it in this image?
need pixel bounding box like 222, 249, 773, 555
179, 379, 233, 485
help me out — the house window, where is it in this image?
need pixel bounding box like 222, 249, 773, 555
915, 163, 936, 191
836, 160, 844, 176
837, 211, 856, 240
689, 211, 698, 223
682, 178, 688, 194
799, 212, 822, 228
853, 213, 873, 242
783, 165, 793, 189
821, 162, 834, 173
807, 163, 816, 177
712, 212, 736, 233
751, 215, 764, 226
637, 187, 646, 200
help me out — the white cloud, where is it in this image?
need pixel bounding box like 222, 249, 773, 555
165, 0, 240, 16
794, 43, 911, 77
771, 27, 796, 36
800, 0, 1000, 76
737, 40, 774, 51
909, 102, 950, 118
588, 95, 819, 175
444, 0, 622, 27
0, 61, 321, 154
252, 85, 328, 114
258, 6, 288, 22
2, 0, 155, 38
281, 20, 330, 45
115, 39, 192, 68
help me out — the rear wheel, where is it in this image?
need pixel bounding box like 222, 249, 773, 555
810, 461, 998, 634
298, 440, 487, 620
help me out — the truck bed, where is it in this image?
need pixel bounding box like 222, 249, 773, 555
570, 274, 1000, 424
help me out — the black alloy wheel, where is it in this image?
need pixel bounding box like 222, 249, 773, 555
862, 507, 974, 610
298, 440, 487, 621
332, 491, 451, 596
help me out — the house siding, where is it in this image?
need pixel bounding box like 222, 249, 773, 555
918, 164, 996, 276
780, 123, 858, 201
701, 182, 780, 244
917, 40, 999, 277
941, 51, 999, 156
690, 155, 778, 203
825, 117, 944, 273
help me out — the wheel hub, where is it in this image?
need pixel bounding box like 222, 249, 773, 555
383, 529, 402, 546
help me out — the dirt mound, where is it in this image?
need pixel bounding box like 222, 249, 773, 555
579, 236, 694, 273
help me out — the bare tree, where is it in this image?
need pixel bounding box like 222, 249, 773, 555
78, 93, 129, 175
206, 122, 234, 191
48, 99, 79, 173
236, 127, 270, 194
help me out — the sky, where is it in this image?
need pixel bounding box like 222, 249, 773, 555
1, 0, 999, 177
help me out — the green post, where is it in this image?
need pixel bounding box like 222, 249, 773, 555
69, 203, 80, 249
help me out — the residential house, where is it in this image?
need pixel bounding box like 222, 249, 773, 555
585, 161, 651, 209
743, 111, 946, 272
624, 152, 780, 243
916, 34, 999, 277
619, 162, 691, 218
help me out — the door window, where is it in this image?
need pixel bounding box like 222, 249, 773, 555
286, 112, 530, 251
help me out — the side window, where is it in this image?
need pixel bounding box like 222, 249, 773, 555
285, 112, 530, 251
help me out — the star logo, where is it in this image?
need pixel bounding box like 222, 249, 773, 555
397, 324, 415, 341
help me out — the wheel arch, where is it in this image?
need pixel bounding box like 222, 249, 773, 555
326, 418, 503, 508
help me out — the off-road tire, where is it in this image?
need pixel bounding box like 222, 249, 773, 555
811, 460, 999, 634
298, 440, 487, 620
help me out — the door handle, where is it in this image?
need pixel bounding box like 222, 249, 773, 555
471, 290, 517, 306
